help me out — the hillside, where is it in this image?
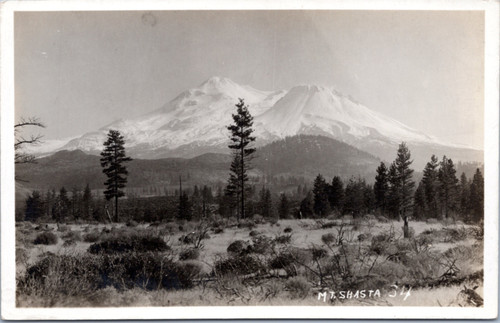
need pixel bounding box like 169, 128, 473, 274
16, 135, 379, 193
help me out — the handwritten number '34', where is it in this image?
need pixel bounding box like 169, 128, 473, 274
388, 285, 411, 301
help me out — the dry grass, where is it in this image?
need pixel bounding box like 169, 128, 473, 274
15, 218, 483, 307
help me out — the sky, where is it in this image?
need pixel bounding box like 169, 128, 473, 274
14, 10, 484, 149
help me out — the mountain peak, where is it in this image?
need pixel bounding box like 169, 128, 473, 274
198, 76, 239, 93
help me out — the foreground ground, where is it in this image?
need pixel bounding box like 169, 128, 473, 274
15, 216, 484, 307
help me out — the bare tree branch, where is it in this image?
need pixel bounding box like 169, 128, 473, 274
14, 117, 45, 166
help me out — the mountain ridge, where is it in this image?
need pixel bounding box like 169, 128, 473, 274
25, 76, 482, 168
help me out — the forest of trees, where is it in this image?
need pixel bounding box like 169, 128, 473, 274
21, 148, 484, 225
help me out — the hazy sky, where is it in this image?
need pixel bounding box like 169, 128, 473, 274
15, 10, 484, 148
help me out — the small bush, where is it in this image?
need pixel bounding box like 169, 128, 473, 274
88, 235, 170, 254
251, 235, 274, 254
377, 215, 390, 223
269, 253, 294, 269
179, 233, 196, 244
357, 233, 368, 242
249, 230, 262, 237
164, 222, 178, 234
341, 215, 354, 222
284, 227, 293, 233
311, 247, 327, 261
321, 233, 336, 245
175, 260, 203, 288
213, 227, 224, 234
286, 276, 310, 299
179, 248, 200, 261
83, 231, 100, 243
237, 219, 256, 229
274, 234, 292, 244
16, 247, 28, 265
63, 231, 82, 242
33, 232, 58, 245
57, 224, 70, 232
268, 217, 279, 226
213, 254, 265, 276
252, 214, 264, 224
126, 220, 139, 227
227, 240, 251, 255
443, 227, 467, 243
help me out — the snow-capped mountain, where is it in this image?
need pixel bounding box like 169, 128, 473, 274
56, 76, 481, 166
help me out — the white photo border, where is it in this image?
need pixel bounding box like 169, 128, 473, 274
1, 0, 498, 320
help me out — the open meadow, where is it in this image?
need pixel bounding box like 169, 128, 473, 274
15, 215, 484, 307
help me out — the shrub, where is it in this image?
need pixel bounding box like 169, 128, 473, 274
321, 233, 336, 245
213, 254, 265, 276
443, 227, 467, 243
284, 227, 293, 233
377, 215, 390, 223
237, 219, 256, 229
98, 252, 180, 290
33, 232, 58, 245
274, 234, 292, 244
268, 217, 279, 226
19, 254, 102, 301
164, 222, 178, 234
63, 231, 82, 242
252, 214, 264, 224
285, 276, 310, 299
251, 235, 274, 254
227, 240, 251, 255
88, 235, 170, 254
179, 248, 200, 261
311, 247, 328, 261
126, 220, 139, 227
249, 230, 262, 237
179, 233, 196, 244
269, 253, 294, 269
441, 218, 455, 226
57, 224, 70, 232
174, 260, 203, 288
83, 231, 100, 243
16, 247, 28, 265
357, 233, 368, 242
213, 227, 224, 234
341, 215, 354, 222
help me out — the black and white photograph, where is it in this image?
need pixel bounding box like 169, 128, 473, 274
1, 0, 498, 320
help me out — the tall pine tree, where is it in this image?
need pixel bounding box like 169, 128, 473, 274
374, 162, 389, 214
278, 193, 290, 220
459, 172, 470, 220
469, 168, 484, 222
100, 129, 132, 222
328, 176, 345, 214
438, 156, 459, 219
226, 99, 256, 221
421, 155, 440, 219
391, 142, 415, 238
313, 174, 330, 217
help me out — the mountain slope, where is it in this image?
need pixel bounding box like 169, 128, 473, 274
16, 135, 379, 192
45, 76, 481, 168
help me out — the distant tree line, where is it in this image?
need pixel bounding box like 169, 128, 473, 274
300, 145, 483, 223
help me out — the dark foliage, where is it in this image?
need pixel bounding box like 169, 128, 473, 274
213, 254, 265, 276
33, 232, 58, 245
88, 235, 169, 254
